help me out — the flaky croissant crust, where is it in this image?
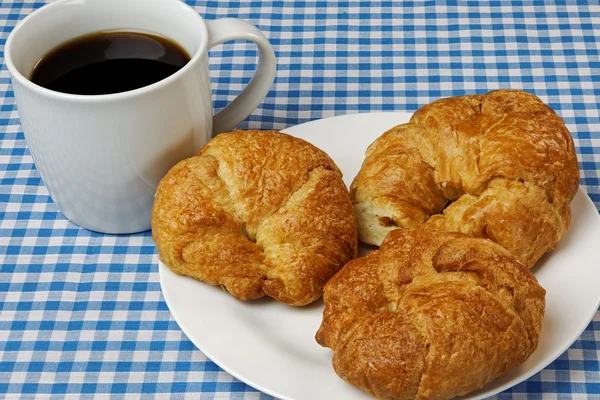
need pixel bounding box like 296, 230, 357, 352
351, 90, 579, 267
152, 130, 357, 306
316, 227, 546, 400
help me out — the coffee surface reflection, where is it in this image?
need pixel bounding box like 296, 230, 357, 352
31, 31, 191, 95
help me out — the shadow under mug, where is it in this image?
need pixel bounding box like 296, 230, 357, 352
5, 0, 277, 234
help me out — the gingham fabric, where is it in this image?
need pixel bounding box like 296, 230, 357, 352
1, 0, 599, 398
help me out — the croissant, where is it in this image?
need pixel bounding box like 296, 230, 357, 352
316, 226, 546, 400
151, 130, 357, 306
351, 90, 579, 267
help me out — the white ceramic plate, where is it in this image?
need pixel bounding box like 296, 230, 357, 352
159, 112, 600, 400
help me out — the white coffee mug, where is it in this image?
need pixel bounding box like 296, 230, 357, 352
5, 0, 276, 234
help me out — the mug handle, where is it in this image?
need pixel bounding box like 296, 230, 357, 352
206, 19, 277, 136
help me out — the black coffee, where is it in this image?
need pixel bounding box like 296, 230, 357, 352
31, 31, 191, 95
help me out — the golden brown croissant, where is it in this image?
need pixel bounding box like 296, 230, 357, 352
151, 130, 357, 306
351, 90, 579, 267
316, 227, 546, 400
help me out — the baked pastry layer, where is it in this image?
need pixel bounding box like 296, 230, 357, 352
351, 90, 579, 267
316, 226, 546, 400
152, 130, 357, 306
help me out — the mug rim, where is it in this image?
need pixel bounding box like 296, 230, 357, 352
5, 0, 209, 103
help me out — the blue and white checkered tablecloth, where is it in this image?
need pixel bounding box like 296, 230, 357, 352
1, 0, 599, 398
